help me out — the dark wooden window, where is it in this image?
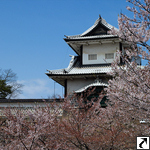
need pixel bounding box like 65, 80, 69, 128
88, 54, 97, 60
105, 53, 114, 59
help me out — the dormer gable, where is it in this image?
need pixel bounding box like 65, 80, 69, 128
85, 24, 107, 36
79, 15, 115, 37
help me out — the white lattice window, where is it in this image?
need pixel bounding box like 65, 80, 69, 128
105, 53, 114, 59
88, 54, 97, 60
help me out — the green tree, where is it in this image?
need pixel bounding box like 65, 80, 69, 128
0, 69, 23, 99
0, 80, 12, 99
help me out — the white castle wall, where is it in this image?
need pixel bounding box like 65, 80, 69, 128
67, 77, 108, 94
82, 43, 119, 65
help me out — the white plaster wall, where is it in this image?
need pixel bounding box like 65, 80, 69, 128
83, 43, 119, 65
67, 78, 108, 94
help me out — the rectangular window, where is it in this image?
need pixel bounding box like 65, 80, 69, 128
88, 54, 97, 60
105, 53, 114, 59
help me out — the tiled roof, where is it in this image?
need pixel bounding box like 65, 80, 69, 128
65, 16, 118, 40
66, 35, 118, 40
75, 81, 108, 93
46, 56, 112, 76
0, 99, 63, 103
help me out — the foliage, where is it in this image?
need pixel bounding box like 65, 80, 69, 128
0, 69, 23, 99
0, 92, 148, 150
0, 80, 12, 99
107, 0, 150, 123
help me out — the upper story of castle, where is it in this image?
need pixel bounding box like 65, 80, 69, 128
64, 15, 121, 65
46, 15, 141, 87
64, 15, 141, 66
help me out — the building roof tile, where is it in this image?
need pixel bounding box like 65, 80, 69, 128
66, 35, 118, 40
46, 56, 112, 76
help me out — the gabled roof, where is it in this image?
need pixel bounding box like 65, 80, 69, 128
65, 15, 118, 40
81, 15, 114, 36
64, 15, 118, 55
46, 56, 112, 86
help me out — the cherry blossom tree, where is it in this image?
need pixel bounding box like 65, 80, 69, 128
0, 92, 147, 150
0, 102, 62, 150
107, 0, 150, 132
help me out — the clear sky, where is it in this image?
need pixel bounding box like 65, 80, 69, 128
0, 0, 133, 99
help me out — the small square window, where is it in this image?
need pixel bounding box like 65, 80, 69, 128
105, 53, 114, 59
88, 54, 97, 60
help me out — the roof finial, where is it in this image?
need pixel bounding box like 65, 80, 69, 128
99, 14, 102, 19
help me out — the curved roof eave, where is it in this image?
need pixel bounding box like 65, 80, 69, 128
75, 81, 108, 93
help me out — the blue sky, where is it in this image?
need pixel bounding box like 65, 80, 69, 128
0, 0, 132, 99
